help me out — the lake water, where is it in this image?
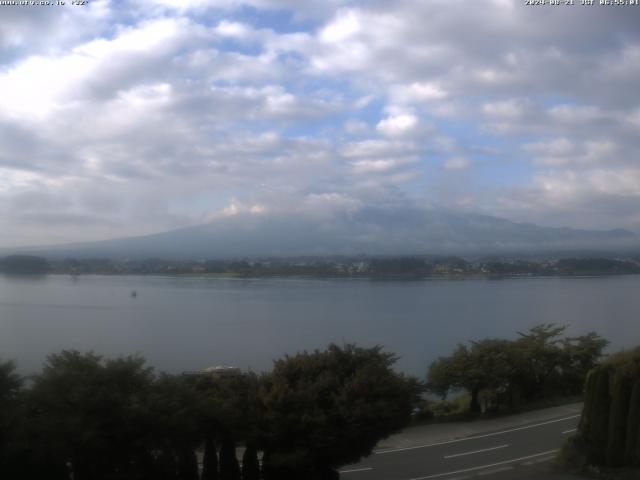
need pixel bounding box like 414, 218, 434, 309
1, 274, 639, 377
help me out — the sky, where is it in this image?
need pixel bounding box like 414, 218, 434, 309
0, 0, 639, 248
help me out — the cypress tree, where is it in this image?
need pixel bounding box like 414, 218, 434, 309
636, 421, 640, 466
177, 448, 199, 480
626, 381, 640, 466
605, 373, 632, 466
578, 369, 598, 439
219, 437, 241, 480
157, 449, 179, 480
241, 445, 260, 480
585, 366, 612, 465
202, 438, 219, 480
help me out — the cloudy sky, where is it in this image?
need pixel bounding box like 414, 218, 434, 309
0, 0, 639, 247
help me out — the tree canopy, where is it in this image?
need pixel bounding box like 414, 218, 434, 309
427, 325, 609, 413
259, 344, 421, 478
0, 344, 421, 480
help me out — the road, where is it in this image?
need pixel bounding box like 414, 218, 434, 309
339, 409, 583, 480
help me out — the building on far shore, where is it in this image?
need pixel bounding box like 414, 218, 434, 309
183, 365, 242, 378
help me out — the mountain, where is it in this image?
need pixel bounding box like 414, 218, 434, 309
6, 207, 639, 259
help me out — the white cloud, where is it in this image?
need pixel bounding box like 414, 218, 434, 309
344, 120, 369, 134
482, 99, 524, 118
444, 157, 471, 171
2, 0, 640, 245
351, 157, 416, 174
376, 113, 419, 137
391, 82, 448, 104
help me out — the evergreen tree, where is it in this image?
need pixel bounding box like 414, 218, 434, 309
241, 445, 260, 480
178, 447, 199, 480
202, 437, 219, 480
625, 380, 640, 465
220, 437, 241, 480
586, 366, 612, 465
605, 373, 632, 466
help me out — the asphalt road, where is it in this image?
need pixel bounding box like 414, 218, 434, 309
339, 413, 581, 480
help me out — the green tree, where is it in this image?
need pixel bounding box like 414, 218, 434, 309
25, 351, 155, 480
0, 360, 23, 477
561, 332, 609, 395
241, 444, 260, 480
148, 374, 202, 480
427, 340, 518, 413
259, 344, 421, 478
514, 324, 567, 400
219, 436, 241, 480
201, 437, 219, 480
427, 325, 607, 414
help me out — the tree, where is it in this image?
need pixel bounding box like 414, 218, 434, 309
25, 351, 155, 480
427, 340, 518, 413
201, 437, 219, 480
514, 324, 567, 400
0, 360, 22, 477
148, 374, 203, 480
561, 332, 609, 395
0, 255, 49, 274
259, 344, 421, 477
241, 444, 260, 480
571, 347, 640, 469
427, 325, 608, 414
219, 436, 241, 480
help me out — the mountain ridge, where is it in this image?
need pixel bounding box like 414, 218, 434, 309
4, 208, 638, 259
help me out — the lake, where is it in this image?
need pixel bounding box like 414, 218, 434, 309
1, 274, 639, 377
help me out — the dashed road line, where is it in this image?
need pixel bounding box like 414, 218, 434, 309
562, 428, 577, 434
340, 467, 373, 474
408, 449, 559, 480
477, 466, 514, 476
375, 415, 579, 455
444, 444, 509, 459
521, 455, 556, 466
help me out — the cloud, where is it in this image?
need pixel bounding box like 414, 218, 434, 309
444, 157, 471, 171
376, 113, 419, 137
1, 0, 640, 247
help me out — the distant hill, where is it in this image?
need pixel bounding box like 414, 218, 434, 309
4, 207, 639, 259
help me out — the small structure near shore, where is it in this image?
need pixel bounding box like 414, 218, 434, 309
183, 365, 241, 378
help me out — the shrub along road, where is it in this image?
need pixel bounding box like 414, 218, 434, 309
339, 404, 585, 480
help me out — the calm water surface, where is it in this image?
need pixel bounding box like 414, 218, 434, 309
1, 274, 639, 377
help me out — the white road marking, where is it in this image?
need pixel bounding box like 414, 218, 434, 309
408, 449, 559, 480
521, 455, 555, 465
444, 444, 509, 459
375, 415, 579, 455
562, 428, 577, 434
340, 467, 373, 474
477, 466, 514, 476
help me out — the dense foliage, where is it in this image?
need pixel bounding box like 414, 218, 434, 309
0, 344, 418, 480
259, 345, 421, 478
4, 255, 640, 278
566, 347, 640, 470
0, 255, 50, 274
427, 324, 608, 413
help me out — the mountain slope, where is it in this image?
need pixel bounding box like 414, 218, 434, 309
8, 207, 639, 259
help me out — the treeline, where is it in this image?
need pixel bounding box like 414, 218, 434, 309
3, 255, 640, 278
426, 325, 609, 414
0, 255, 50, 274
0, 345, 420, 480
564, 347, 640, 471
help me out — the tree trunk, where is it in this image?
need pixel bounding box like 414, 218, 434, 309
469, 387, 481, 414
